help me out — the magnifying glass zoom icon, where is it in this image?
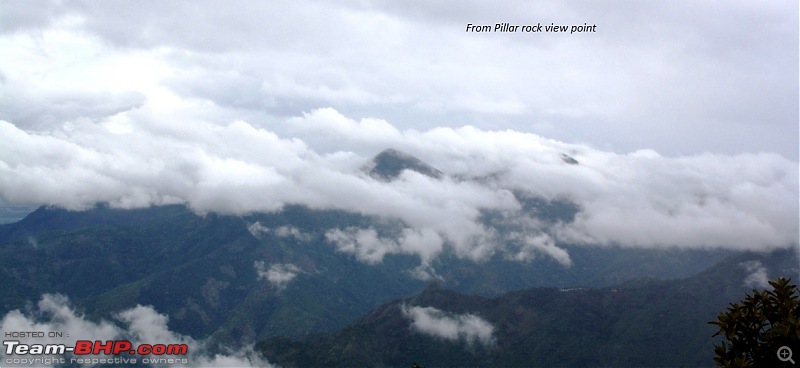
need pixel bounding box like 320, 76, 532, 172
778, 346, 795, 364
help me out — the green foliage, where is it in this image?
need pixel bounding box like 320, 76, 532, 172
259, 256, 800, 367
2, 204, 798, 366
709, 278, 800, 367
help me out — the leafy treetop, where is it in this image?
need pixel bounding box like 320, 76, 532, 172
709, 277, 800, 367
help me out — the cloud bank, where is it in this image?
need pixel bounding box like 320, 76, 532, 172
0, 294, 272, 367
2, 1, 796, 158
0, 1, 797, 270
401, 304, 495, 347
1, 107, 797, 270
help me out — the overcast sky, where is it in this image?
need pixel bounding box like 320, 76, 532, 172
1, 0, 797, 158
0, 1, 798, 261
0, 5, 796, 368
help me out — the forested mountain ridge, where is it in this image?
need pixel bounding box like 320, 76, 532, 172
0, 202, 736, 346
257, 248, 800, 367
0, 149, 790, 358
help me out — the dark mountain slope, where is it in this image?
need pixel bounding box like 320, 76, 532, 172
0, 202, 738, 346
257, 248, 800, 367
0, 204, 431, 343
366, 148, 443, 181
0, 204, 37, 224
0, 203, 190, 244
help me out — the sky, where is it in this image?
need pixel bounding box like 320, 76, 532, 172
0, 1, 798, 263
1, 0, 797, 157
0, 3, 797, 366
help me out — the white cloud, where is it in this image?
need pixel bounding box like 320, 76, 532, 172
0, 107, 797, 272
274, 226, 305, 239
248, 222, 311, 242
0, 294, 273, 367
326, 227, 399, 265
0, 3, 796, 272
549, 152, 799, 250
247, 222, 270, 237
0, 294, 120, 350
254, 262, 302, 290
508, 234, 572, 267
740, 260, 770, 289
401, 304, 495, 347
117, 305, 189, 347
189, 347, 271, 368
1, 1, 796, 158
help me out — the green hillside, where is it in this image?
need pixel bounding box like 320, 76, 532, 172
0, 203, 763, 349
257, 248, 800, 367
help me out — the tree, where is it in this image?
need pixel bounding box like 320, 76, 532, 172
709, 277, 800, 367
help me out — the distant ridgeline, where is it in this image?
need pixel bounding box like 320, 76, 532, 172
0, 149, 795, 366
364, 148, 444, 181
0, 204, 37, 224
256, 248, 800, 367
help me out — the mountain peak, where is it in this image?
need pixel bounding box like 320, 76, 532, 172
366, 148, 443, 181
561, 153, 579, 165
